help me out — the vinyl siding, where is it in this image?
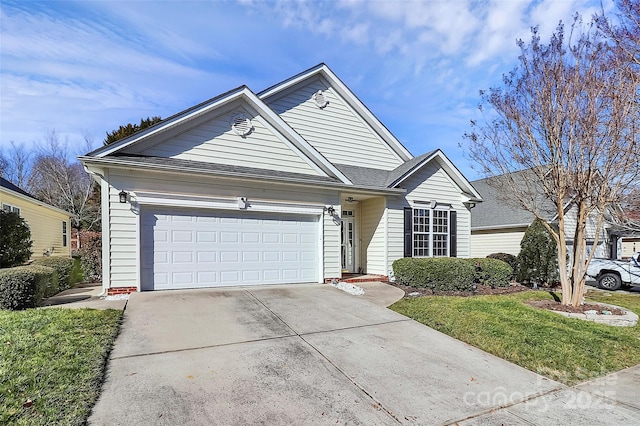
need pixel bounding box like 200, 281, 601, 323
470, 228, 527, 257
0, 190, 71, 260
359, 197, 386, 275
621, 238, 639, 259
324, 211, 341, 279
387, 161, 472, 273
265, 78, 403, 171
104, 168, 340, 288
562, 205, 607, 242
129, 106, 323, 176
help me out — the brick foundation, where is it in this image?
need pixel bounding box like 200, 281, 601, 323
107, 287, 138, 295
324, 274, 389, 284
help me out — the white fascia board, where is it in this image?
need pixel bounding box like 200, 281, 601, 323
472, 224, 530, 231
88, 87, 248, 158
0, 188, 72, 217
241, 90, 353, 185
132, 191, 325, 215
259, 64, 413, 162
390, 150, 483, 201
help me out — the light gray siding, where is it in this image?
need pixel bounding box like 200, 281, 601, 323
129, 107, 323, 176
470, 228, 526, 257
104, 168, 340, 289
265, 78, 404, 171
387, 161, 472, 273
360, 197, 386, 275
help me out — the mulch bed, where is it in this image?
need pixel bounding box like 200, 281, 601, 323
386, 280, 627, 315
387, 281, 531, 297
527, 299, 626, 315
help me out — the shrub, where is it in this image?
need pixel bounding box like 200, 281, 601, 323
474, 258, 513, 288
393, 257, 514, 292
0, 265, 57, 310
75, 231, 102, 282
32, 257, 78, 292
0, 210, 33, 268
486, 253, 517, 274
393, 257, 477, 292
517, 218, 559, 285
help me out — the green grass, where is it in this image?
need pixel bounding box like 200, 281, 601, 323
390, 290, 640, 385
0, 308, 122, 425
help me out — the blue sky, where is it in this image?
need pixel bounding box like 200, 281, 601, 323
0, 0, 609, 179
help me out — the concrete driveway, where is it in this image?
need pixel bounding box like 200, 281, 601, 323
89, 283, 640, 425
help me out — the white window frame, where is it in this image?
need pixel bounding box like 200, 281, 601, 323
412, 205, 450, 258
2, 203, 21, 216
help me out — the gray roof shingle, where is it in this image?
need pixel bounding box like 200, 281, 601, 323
110, 155, 341, 184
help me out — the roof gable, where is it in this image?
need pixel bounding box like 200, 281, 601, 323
85, 87, 352, 184
389, 150, 482, 201
259, 64, 412, 169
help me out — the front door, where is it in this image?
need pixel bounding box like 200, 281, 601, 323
341, 211, 356, 273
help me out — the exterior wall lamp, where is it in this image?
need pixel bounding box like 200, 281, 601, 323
326, 205, 335, 215
119, 190, 128, 203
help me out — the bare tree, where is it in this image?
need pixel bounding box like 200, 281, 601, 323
596, 0, 640, 66
28, 131, 101, 231
465, 17, 640, 307
0, 141, 33, 189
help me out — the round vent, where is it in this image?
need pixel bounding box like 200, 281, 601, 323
230, 113, 252, 136
312, 90, 329, 109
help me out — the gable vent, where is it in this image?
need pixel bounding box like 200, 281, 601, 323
312, 90, 329, 109
230, 113, 253, 136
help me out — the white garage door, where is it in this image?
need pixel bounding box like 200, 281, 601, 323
141, 208, 319, 290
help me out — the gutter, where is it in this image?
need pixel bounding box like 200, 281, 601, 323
79, 156, 406, 197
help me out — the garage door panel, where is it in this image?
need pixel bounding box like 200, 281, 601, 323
141, 208, 319, 290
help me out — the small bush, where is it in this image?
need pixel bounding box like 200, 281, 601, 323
474, 258, 513, 288
517, 219, 559, 285
0, 265, 57, 310
393, 257, 477, 292
32, 257, 78, 292
0, 210, 33, 268
487, 253, 517, 274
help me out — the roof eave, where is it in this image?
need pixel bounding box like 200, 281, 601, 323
0, 187, 73, 217
79, 156, 404, 196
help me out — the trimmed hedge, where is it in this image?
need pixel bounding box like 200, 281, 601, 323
32, 257, 80, 292
0, 265, 57, 310
392, 257, 513, 292
393, 257, 477, 292
487, 253, 517, 274
475, 258, 513, 288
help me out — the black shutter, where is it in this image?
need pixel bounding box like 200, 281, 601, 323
404, 207, 413, 258
449, 210, 457, 257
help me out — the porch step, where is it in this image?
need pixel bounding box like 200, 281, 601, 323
341, 274, 389, 283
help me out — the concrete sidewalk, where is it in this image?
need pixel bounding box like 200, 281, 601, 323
87, 282, 640, 425
41, 282, 127, 310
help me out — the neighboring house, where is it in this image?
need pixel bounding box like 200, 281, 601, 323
80, 64, 482, 294
0, 177, 72, 260
470, 175, 611, 258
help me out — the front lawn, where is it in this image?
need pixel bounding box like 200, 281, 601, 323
390, 290, 640, 385
0, 308, 122, 425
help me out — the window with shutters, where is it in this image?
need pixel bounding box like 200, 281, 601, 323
406, 205, 456, 258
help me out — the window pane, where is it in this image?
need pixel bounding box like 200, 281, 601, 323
412, 208, 430, 257
432, 210, 449, 257
2, 204, 11, 213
